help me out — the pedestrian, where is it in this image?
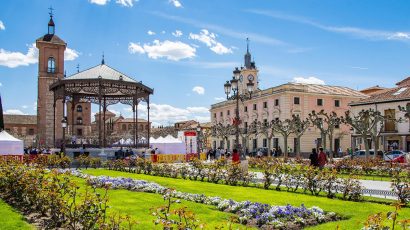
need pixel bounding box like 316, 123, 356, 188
277, 146, 282, 157
318, 147, 327, 169
216, 148, 221, 159
232, 149, 240, 164
309, 148, 318, 167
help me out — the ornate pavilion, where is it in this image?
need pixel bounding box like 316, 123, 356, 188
50, 61, 154, 148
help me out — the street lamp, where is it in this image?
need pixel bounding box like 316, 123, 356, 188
224, 67, 254, 159
350, 127, 355, 151
196, 126, 201, 159
61, 117, 67, 154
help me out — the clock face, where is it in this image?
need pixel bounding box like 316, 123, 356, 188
239, 75, 243, 82
247, 74, 254, 81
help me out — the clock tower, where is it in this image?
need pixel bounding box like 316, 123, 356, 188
36, 12, 66, 147
237, 38, 258, 95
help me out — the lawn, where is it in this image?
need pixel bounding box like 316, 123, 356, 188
0, 199, 33, 230
70, 177, 246, 229
83, 169, 410, 230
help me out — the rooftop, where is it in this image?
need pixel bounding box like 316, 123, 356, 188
36, 34, 66, 45
4, 115, 37, 125
65, 64, 138, 83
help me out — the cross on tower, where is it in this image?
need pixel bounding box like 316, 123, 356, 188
48, 6, 54, 17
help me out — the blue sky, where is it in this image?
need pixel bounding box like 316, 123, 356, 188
1, 0, 410, 125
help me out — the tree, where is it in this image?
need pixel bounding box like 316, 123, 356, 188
239, 119, 257, 155
309, 110, 343, 160
291, 114, 310, 159
343, 109, 385, 158
0, 94, 3, 131
211, 122, 234, 149
256, 119, 274, 156
271, 118, 294, 161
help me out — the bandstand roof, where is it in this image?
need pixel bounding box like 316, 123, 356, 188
50, 63, 154, 106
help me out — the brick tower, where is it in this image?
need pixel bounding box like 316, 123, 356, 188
36, 12, 66, 147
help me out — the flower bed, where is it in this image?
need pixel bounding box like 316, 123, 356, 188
67, 169, 341, 229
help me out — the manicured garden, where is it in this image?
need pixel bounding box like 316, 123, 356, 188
83, 168, 410, 230
0, 199, 33, 230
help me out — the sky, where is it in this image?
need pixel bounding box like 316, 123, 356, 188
1, 0, 410, 126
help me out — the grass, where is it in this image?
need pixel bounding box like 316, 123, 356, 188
83, 169, 410, 230
69, 177, 246, 229
0, 199, 33, 230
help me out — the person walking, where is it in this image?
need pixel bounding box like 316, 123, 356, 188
309, 148, 318, 167
318, 147, 327, 169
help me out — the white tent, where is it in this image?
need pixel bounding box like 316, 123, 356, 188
0, 130, 24, 155
149, 136, 186, 154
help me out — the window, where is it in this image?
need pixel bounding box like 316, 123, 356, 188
77, 129, 83, 136
263, 138, 267, 148
253, 139, 257, 150
335, 124, 340, 129
334, 100, 340, 107
273, 138, 279, 150
213, 113, 216, 118
294, 97, 300, 105
76, 117, 83, 125
140, 124, 144, 130
263, 101, 267, 108
253, 104, 257, 110
384, 109, 396, 132
128, 124, 132, 130
317, 99, 323, 106
275, 99, 279, 106
76, 105, 83, 112
220, 111, 223, 117
263, 119, 268, 126
122, 124, 127, 131
244, 106, 248, 112
227, 110, 230, 116
244, 122, 248, 133
47, 57, 55, 73
28, 129, 35, 135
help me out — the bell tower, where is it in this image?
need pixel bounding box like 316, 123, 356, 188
36, 9, 66, 147
238, 38, 258, 94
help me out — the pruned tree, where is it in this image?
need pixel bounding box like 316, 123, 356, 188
309, 110, 343, 160
256, 119, 274, 156
343, 109, 385, 158
271, 118, 294, 161
211, 122, 234, 149
239, 119, 257, 154
291, 114, 310, 159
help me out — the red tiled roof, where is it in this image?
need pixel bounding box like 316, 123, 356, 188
350, 86, 410, 105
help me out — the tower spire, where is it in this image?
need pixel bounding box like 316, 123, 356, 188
244, 38, 252, 69
101, 52, 105, 65
246, 37, 250, 53
47, 6, 55, 35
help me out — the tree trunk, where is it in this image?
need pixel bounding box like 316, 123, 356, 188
328, 132, 333, 161
363, 135, 370, 159
283, 134, 289, 162
322, 131, 327, 150
296, 136, 302, 159
268, 136, 272, 157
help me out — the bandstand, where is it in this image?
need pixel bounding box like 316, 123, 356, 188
50, 61, 154, 149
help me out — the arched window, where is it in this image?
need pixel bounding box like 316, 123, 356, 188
76, 105, 83, 112
122, 124, 127, 131
128, 124, 132, 130
47, 57, 55, 73
76, 117, 83, 125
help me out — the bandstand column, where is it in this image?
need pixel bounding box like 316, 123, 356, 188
132, 102, 136, 148
147, 97, 150, 148
103, 97, 107, 148
98, 79, 102, 147
62, 97, 66, 146
136, 101, 139, 148
71, 98, 75, 136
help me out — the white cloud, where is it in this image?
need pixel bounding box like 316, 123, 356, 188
116, 0, 137, 7
189, 29, 232, 54
147, 30, 156, 35
136, 103, 209, 125
192, 86, 205, 95
4, 109, 26, 115
0, 20, 5, 30
169, 0, 182, 8
0, 43, 80, 68
0, 82, 2, 87
128, 40, 196, 61
187, 106, 208, 113
161, 30, 166, 34
64, 48, 80, 61
89, 0, 110, 5
248, 10, 410, 42
214, 97, 225, 101
172, 30, 183, 37
292, 76, 325, 85
21, 105, 28, 109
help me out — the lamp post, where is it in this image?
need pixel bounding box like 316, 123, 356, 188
61, 117, 67, 154
224, 67, 254, 159
350, 127, 355, 151
196, 126, 201, 159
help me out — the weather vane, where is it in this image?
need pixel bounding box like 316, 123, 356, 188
48, 6, 54, 17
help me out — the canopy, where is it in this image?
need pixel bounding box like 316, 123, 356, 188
149, 136, 186, 154
0, 130, 24, 155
